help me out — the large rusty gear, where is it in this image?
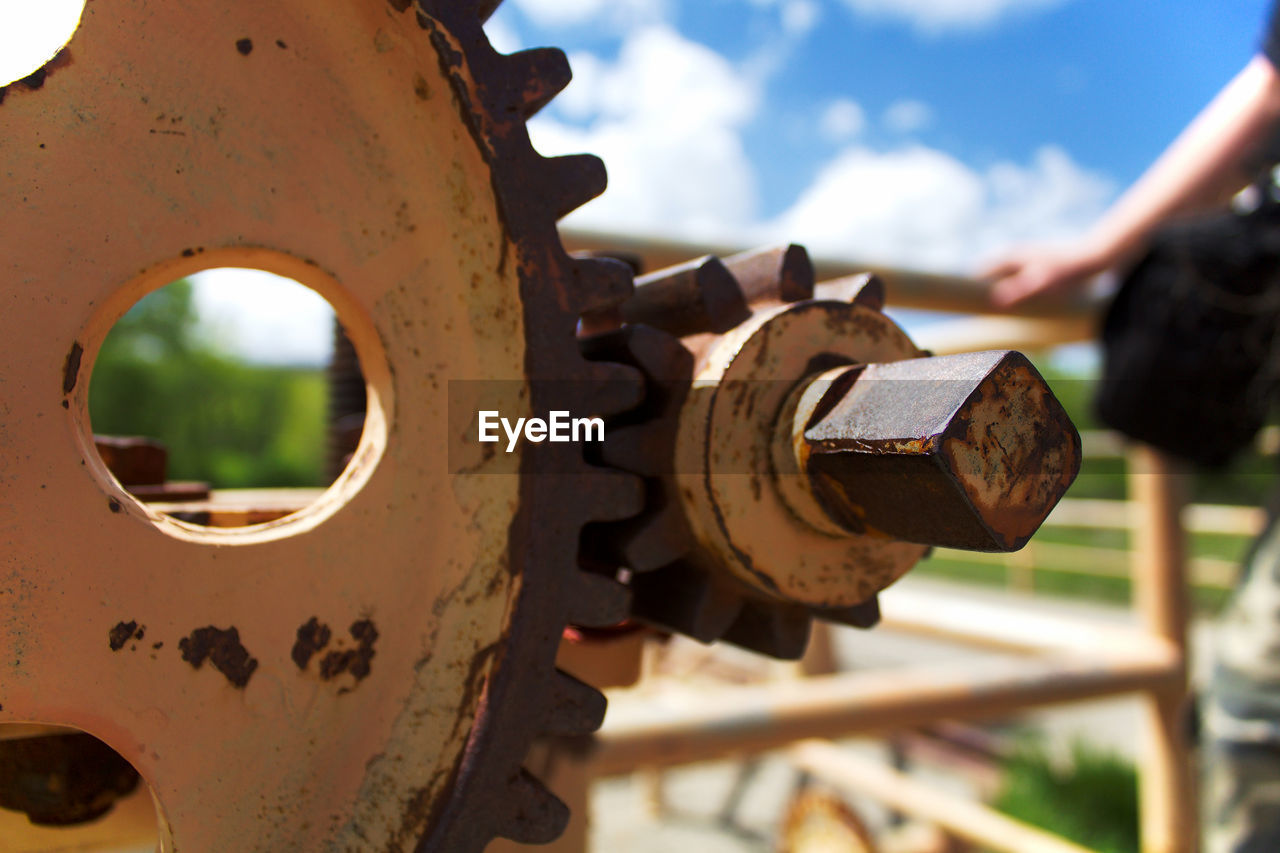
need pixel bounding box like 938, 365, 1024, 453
0, 0, 640, 850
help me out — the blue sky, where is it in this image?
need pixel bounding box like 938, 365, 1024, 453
10, 1, 1274, 363
497, 0, 1276, 272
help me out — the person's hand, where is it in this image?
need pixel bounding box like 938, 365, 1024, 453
980, 243, 1109, 308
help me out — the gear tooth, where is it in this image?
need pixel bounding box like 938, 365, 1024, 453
544, 669, 608, 736
618, 494, 695, 571
848, 272, 886, 311
568, 570, 630, 627
814, 272, 886, 311
631, 563, 744, 643
722, 243, 815, 305
576, 326, 631, 363
540, 154, 608, 219
569, 255, 634, 315
417, 0, 499, 26
499, 47, 572, 117
600, 423, 664, 475
625, 324, 696, 380
814, 595, 881, 629
581, 360, 645, 419
622, 255, 750, 336
580, 483, 693, 573
498, 769, 570, 844
721, 603, 813, 660
580, 470, 644, 522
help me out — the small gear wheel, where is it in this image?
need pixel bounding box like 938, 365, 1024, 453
0, 0, 640, 849
580, 255, 897, 660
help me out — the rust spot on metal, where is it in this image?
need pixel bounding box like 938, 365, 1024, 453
178, 626, 258, 688
235, 38, 254, 56
413, 73, 431, 100
62, 342, 83, 394
291, 616, 332, 669
108, 621, 138, 652
107, 498, 122, 513
317, 619, 378, 683
275, 39, 288, 49
1, 49, 73, 105
419, 15, 515, 277
446, 641, 499, 744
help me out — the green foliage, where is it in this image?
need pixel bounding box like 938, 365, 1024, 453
89, 280, 329, 489
993, 739, 1138, 853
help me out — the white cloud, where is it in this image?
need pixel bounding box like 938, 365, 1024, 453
820, 99, 867, 142
837, 0, 1067, 34
482, 7, 523, 55
530, 26, 761, 242
190, 269, 334, 366
770, 144, 1113, 273
732, 0, 822, 37
781, 0, 822, 36
508, 0, 669, 29
553, 51, 605, 121
521, 11, 1107, 282
508, 0, 607, 27
883, 99, 934, 134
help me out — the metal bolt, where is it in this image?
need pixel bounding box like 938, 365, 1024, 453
620, 254, 750, 337
721, 243, 814, 306
797, 350, 1080, 552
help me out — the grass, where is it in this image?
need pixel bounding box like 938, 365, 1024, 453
912, 516, 1245, 613
992, 739, 1139, 853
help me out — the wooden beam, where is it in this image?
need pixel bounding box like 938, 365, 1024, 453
915, 314, 1095, 355
589, 646, 1179, 777
790, 740, 1099, 853
561, 228, 1097, 318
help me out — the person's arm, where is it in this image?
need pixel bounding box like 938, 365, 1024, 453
985, 54, 1280, 308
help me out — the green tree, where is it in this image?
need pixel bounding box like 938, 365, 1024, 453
89, 280, 329, 489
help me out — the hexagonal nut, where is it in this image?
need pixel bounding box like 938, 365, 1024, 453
802, 350, 1081, 551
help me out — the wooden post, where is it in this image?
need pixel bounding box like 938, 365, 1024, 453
1128, 445, 1196, 853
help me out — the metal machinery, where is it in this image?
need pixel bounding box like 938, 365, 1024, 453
0, 1, 1079, 850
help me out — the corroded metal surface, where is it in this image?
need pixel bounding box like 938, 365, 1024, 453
622, 255, 750, 337
0, 1, 635, 850
802, 351, 1081, 551
581, 250, 1079, 659
722, 244, 815, 306
581, 324, 698, 573
678, 300, 930, 612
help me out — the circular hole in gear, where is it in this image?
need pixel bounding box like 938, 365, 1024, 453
0, 724, 161, 848
0, 1, 85, 87
86, 266, 375, 530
